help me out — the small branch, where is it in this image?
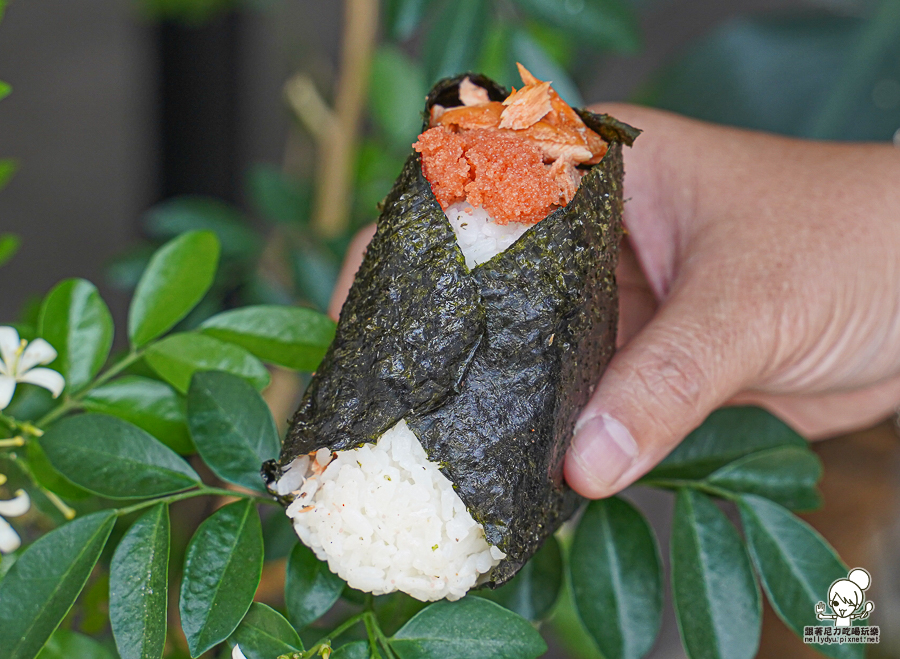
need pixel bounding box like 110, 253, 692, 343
285, 74, 337, 144
310, 0, 380, 238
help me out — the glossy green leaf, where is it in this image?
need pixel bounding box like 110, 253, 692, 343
482, 533, 562, 621
39, 414, 200, 499
110, 503, 170, 659
187, 371, 279, 492
180, 499, 264, 657
143, 196, 262, 259
671, 490, 760, 659
143, 332, 270, 394
0, 233, 20, 266
385, 0, 430, 39
25, 440, 91, 500
246, 164, 311, 226
0, 160, 18, 191
370, 46, 429, 151
511, 0, 640, 52
0, 511, 116, 659
83, 376, 194, 454
128, 230, 220, 347
390, 596, 547, 659
570, 497, 662, 659
285, 542, 345, 629
424, 0, 488, 83
707, 446, 822, 511
331, 642, 371, 659
738, 494, 860, 659
199, 305, 335, 372
38, 279, 114, 392
647, 407, 806, 481
36, 629, 115, 659
228, 603, 303, 659
511, 28, 583, 106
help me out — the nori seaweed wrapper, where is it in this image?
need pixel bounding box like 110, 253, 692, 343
264, 73, 639, 587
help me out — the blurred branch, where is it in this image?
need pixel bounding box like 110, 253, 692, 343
311, 0, 380, 238
284, 74, 337, 144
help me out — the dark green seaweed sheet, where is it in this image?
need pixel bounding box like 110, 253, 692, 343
265, 73, 638, 587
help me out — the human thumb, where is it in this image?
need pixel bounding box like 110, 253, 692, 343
564, 292, 759, 498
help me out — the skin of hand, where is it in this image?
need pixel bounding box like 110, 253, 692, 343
328, 103, 900, 500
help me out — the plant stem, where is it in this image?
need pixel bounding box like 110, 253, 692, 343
298, 612, 367, 658
365, 612, 396, 659
0, 436, 24, 448
36, 350, 144, 428
114, 485, 275, 518
310, 0, 379, 238
639, 478, 738, 501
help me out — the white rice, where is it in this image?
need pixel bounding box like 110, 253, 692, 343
445, 201, 530, 268
277, 420, 505, 601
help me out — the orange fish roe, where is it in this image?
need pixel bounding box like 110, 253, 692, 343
413, 66, 607, 225
414, 127, 559, 225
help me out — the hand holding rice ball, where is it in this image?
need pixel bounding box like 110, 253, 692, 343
263, 67, 637, 600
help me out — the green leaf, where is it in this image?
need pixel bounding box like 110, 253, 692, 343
511, 0, 640, 52
289, 240, 341, 314
809, 0, 900, 139
143, 332, 270, 394
39, 414, 200, 499
385, 0, 431, 40
110, 503, 170, 659
83, 376, 194, 455
477, 22, 517, 90
144, 196, 262, 260
245, 164, 311, 226
707, 446, 822, 511
423, 0, 489, 83
36, 629, 115, 659
199, 305, 336, 372
38, 278, 114, 392
0, 511, 116, 659
187, 371, 279, 493
638, 13, 900, 142
0, 81, 10, 101
180, 499, 264, 657
128, 230, 220, 347
0, 159, 18, 191
26, 440, 91, 500
285, 542, 345, 629
370, 46, 429, 151
569, 497, 662, 659
331, 642, 370, 659
390, 597, 547, 659
0, 233, 20, 266
738, 494, 860, 659
481, 534, 562, 621
228, 603, 303, 659
647, 407, 806, 481
671, 490, 760, 659
511, 29, 583, 106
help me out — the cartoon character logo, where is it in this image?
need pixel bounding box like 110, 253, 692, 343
815, 568, 875, 628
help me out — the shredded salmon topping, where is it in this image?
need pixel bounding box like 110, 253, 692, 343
413, 64, 608, 224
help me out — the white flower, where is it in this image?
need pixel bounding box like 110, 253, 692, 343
0, 326, 65, 410
0, 474, 30, 553
231, 644, 248, 659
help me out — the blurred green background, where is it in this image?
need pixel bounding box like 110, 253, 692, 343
0, 0, 898, 657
